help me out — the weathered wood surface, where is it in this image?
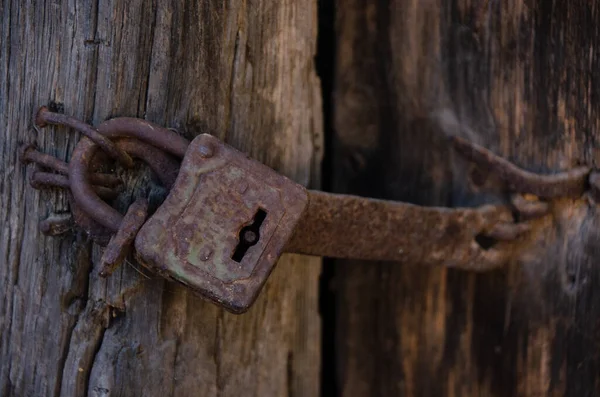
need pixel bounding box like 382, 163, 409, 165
0, 1, 322, 396
334, 1, 600, 396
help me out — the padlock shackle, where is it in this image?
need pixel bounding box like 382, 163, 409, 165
69, 137, 181, 231
98, 117, 191, 159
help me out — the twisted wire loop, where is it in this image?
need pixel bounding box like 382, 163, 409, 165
21, 106, 191, 275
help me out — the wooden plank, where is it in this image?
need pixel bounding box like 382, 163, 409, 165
333, 1, 600, 396
0, 1, 322, 396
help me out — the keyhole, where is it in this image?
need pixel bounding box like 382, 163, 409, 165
232, 209, 267, 262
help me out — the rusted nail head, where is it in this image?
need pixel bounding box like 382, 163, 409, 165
198, 144, 214, 158
200, 247, 213, 261
35, 106, 50, 128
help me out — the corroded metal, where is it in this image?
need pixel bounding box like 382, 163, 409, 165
21, 105, 596, 314
285, 191, 528, 271
68, 193, 113, 246
134, 134, 308, 313
39, 213, 73, 236
99, 198, 149, 277
30, 171, 119, 200
35, 106, 134, 168
451, 136, 590, 198
97, 117, 190, 158
20, 144, 122, 187
510, 194, 550, 220
69, 137, 180, 231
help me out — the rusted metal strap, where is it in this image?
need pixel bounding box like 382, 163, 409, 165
285, 191, 526, 271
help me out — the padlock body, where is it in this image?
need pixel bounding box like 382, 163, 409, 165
135, 134, 308, 313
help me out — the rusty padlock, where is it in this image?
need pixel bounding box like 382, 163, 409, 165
22, 106, 590, 313
134, 134, 309, 312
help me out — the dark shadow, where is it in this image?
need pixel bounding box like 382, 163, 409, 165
316, 0, 338, 395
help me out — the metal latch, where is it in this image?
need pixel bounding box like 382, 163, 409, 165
20, 106, 592, 313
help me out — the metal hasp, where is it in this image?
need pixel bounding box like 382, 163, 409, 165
21, 106, 594, 313
286, 192, 522, 270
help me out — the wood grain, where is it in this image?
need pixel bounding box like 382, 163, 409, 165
0, 1, 322, 396
334, 0, 600, 396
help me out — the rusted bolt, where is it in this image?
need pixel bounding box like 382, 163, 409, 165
30, 172, 119, 200
20, 144, 122, 188
29, 171, 70, 189
20, 143, 69, 173
39, 213, 73, 236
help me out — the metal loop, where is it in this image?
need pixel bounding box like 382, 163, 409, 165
69, 137, 181, 232
97, 117, 190, 159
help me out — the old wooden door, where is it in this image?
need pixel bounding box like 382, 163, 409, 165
332, 1, 600, 396
0, 1, 322, 396
5, 1, 600, 396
